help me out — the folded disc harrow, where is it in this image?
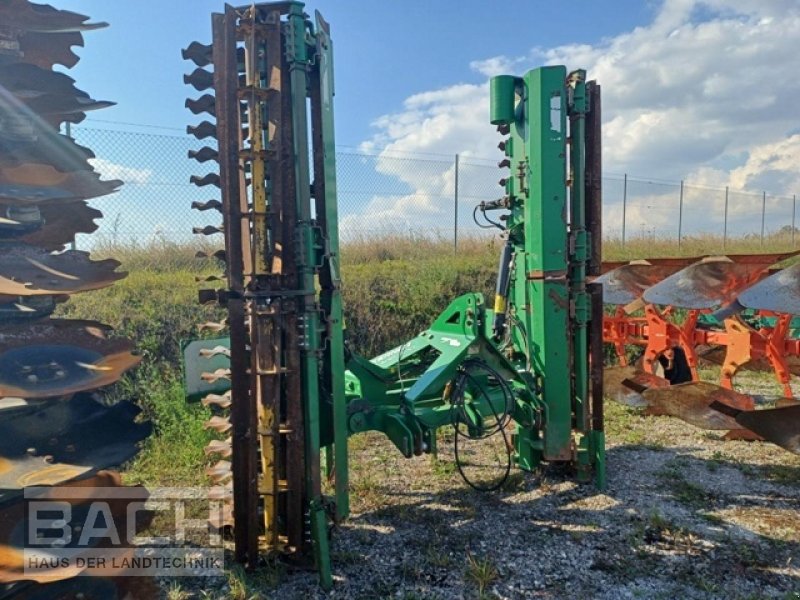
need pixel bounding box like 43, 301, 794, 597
0, 2, 150, 597
601, 252, 800, 454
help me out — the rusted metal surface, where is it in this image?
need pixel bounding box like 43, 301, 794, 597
643, 254, 791, 309
0, 244, 124, 295
0, 395, 150, 499
595, 261, 689, 306
603, 365, 669, 407
0, 320, 140, 398
737, 263, 800, 316
585, 81, 602, 277
733, 404, 800, 454
3, 201, 102, 250
642, 381, 754, 430
0, 0, 106, 33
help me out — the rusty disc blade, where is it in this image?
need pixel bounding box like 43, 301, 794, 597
594, 261, 689, 305
642, 254, 789, 309
0, 319, 140, 398
735, 404, 800, 454
0, 176, 121, 204
737, 263, 800, 316
15, 30, 84, 69
599, 256, 702, 275
0, 133, 94, 173
0, 395, 151, 484
0, 0, 106, 32
0, 243, 125, 296
0, 294, 64, 321
10, 201, 102, 250
642, 381, 755, 429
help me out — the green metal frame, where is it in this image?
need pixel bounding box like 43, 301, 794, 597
184, 53, 604, 588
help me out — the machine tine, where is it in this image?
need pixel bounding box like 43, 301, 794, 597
188, 147, 219, 163
193, 225, 223, 236
195, 274, 225, 282
186, 94, 216, 117
603, 365, 669, 407
184, 67, 214, 91
186, 121, 217, 140
205, 438, 232, 458
197, 320, 228, 333
202, 392, 232, 409
204, 416, 232, 434
195, 249, 226, 262
205, 459, 232, 483
199, 345, 231, 359
208, 483, 233, 501
191, 199, 222, 212
201, 368, 231, 384
208, 502, 234, 529
190, 173, 221, 188
642, 381, 754, 430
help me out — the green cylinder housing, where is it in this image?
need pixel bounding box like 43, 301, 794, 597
490, 75, 516, 125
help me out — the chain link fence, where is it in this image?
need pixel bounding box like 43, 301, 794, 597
70, 126, 799, 249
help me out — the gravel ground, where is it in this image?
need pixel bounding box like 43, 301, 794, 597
167, 390, 799, 600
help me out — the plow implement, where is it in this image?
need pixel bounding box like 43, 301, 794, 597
0, 2, 152, 597
184, 2, 604, 588
601, 252, 800, 454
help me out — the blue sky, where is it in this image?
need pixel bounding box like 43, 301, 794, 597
54, 0, 655, 146
46, 1, 800, 242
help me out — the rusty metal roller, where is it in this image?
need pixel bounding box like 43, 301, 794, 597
642, 253, 794, 309
182, 41, 213, 67
0, 319, 140, 398
186, 121, 217, 140
734, 404, 800, 454
0, 0, 107, 32
184, 67, 214, 91
186, 94, 216, 117
0, 243, 125, 296
737, 263, 800, 316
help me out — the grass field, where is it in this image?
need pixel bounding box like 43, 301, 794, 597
60, 232, 800, 488
58, 233, 800, 598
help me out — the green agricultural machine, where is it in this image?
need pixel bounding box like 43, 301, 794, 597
184, 1, 604, 588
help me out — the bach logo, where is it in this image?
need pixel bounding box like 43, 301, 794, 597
23, 487, 224, 578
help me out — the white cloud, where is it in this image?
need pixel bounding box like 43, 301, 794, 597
350, 0, 800, 237
88, 158, 152, 184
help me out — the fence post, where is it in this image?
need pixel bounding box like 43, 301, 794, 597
622, 173, 627, 247
678, 180, 684, 250
793, 194, 797, 247
454, 154, 459, 254
723, 186, 729, 252
760, 191, 766, 247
